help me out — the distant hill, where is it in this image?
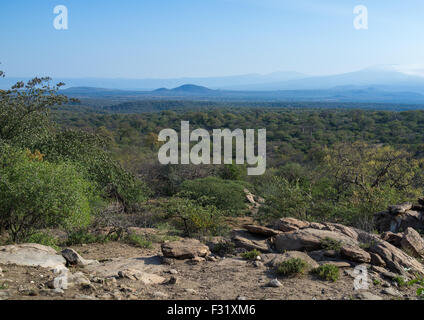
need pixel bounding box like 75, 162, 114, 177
154, 84, 215, 93
59, 83, 424, 105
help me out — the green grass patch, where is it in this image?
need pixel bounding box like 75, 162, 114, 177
241, 249, 261, 261
276, 258, 309, 277
124, 233, 153, 249
312, 264, 340, 282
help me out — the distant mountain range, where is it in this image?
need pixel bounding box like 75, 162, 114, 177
3, 65, 424, 104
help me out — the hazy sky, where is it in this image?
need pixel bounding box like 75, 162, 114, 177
1, 0, 424, 78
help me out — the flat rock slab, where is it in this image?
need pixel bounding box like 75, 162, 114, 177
231, 229, 271, 253
262, 251, 319, 270
243, 224, 281, 237
85, 255, 166, 283
274, 228, 358, 252
161, 239, 211, 259
0, 244, 66, 270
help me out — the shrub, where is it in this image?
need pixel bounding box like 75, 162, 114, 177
320, 237, 342, 252
164, 197, 228, 237
394, 276, 407, 287
124, 233, 153, 249
39, 130, 151, 210
312, 264, 340, 282
25, 232, 60, 251
0, 145, 95, 242
212, 241, 236, 257
65, 229, 105, 246
277, 258, 309, 276
179, 177, 251, 215
241, 249, 261, 261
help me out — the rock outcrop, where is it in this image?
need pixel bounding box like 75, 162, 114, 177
237, 216, 424, 276
161, 239, 210, 259
374, 199, 424, 233
0, 244, 67, 271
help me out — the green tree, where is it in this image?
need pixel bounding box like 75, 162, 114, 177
0, 144, 95, 242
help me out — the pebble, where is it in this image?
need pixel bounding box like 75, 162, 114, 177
267, 279, 282, 288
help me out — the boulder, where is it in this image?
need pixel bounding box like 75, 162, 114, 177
322, 223, 359, 241
161, 239, 210, 259
370, 253, 386, 267
388, 203, 413, 215
274, 228, 358, 252
354, 291, 383, 300
400, 227, 424, 258
61, 248, 99, 267
231, 229, 271, 253
374, 208, 424, 233
118, 269, 165, 285
340, 245, 371, 263
243, 224, 281, 237
262, 251, 319, 270
357, 230, 424, 276
0, 244, 66, 271
381, 232, 403, 247
273, 217, 310, 232
85, 255, 165, 279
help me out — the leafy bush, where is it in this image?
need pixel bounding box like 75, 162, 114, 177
312, 264, 340, 282
25, 232, 60, 251
39, 130, 151, 210
164, 197, 228, 237
0, 145, 95, 242
212, 241, 236, 257
276, 258, 309, 277
241, 249, 261, 261
124, 233, 153, 249
179, 177, 251, 215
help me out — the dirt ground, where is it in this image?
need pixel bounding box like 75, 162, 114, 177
0, 241, 421, 300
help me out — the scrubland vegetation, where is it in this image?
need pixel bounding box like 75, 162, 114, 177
1, 69, 424, 245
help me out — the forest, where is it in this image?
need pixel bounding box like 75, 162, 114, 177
1, 74, 424, 246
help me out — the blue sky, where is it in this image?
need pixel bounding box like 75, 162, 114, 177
1, 0, 423, 78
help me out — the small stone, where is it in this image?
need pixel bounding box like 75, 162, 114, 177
167, 276, 178, 285
354, 291, 383, 300
185, 288, 198, 294
153, 291, 168, 298
169, 269, 178, 275
236, 295, 247, 300
381, 287, 400, 297
267, 279, 282, 288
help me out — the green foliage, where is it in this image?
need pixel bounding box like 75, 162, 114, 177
65, 228, 115, 246
276, 258, 309, 277
320, 237, 342, 252
164, 197, 228, 237
0, 145, 95, 242
393, 276, 407, 287
0, 74, 150, 215
219, 164, 246, 181
241, 249, 261, 261
25, 232, 60, 251
38, 130, 151, 210
0, 282, 9, 290
212, 241, 236, 257
313, 264, 340, 282
124, 233, 153, 249
179, 177, 250, 215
